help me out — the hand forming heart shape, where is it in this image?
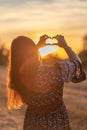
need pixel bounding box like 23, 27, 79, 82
37, 34, 66, 48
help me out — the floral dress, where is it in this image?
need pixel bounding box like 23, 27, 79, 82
23, 60, 86, 130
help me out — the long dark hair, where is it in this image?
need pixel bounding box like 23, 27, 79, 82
7, 36, 37, 109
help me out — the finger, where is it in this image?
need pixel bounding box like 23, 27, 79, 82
59, 35, 64, 38
52, 35, 57, 39
42, 34, 48, 38
53, 34, 60, 39
45, 35, 49, 38
45, 35, 51, 39
57, 35, 61, 38
45, 34, 50, 38
40, 34, 46, 37
56, 35, 64, 39
40, 35, 46, 39
53, 35, 59, 39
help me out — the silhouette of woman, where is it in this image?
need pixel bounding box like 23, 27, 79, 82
7, 35, 86, 130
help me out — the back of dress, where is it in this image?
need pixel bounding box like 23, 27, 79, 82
27, 63, 64, 112
25, 59, 86, 112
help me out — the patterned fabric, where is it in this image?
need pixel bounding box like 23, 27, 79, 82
23, 60, 84, 130
23, 102, 70, 130
25, 63, 64, 112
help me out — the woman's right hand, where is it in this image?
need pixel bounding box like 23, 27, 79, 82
53, 35, 67, 48
37, 34, 51, 48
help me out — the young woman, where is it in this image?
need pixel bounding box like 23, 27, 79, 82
7, 34, 86, 130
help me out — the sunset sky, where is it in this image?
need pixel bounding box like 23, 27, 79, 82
0, 0, 87, 53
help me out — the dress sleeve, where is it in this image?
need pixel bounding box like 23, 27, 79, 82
58, 60, 86, 83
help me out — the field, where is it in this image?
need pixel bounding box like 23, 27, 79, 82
0, 66, 87, 130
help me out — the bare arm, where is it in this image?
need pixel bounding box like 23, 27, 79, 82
53, 35, 86, 82
64, 44, 82, 63
53, 35, 82, 63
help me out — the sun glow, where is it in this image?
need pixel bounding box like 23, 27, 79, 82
39, 45, 58, 57
38, 38, 59, 57
37, 38, 68, 59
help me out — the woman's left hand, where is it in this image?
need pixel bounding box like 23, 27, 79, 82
53, 35, 67, 48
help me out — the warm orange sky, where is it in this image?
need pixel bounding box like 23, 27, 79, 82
0, 0, 87, 53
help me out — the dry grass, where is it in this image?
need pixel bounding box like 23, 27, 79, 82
0, 66, 87, 130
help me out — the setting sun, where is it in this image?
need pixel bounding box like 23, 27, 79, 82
39, 45, 59, 57
38, 38, 59, 57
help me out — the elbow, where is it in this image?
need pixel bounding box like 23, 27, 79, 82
72, 71, 86, 83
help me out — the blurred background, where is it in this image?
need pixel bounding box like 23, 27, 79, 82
0, 0, 87, 130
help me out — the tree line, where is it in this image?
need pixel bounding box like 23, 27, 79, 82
0, 45, 9, 66
79, 34, 87, 69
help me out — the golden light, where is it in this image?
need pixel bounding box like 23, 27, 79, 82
38, 38, 59, 57
39, 45, 59, 57
36, 38, 68, 59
